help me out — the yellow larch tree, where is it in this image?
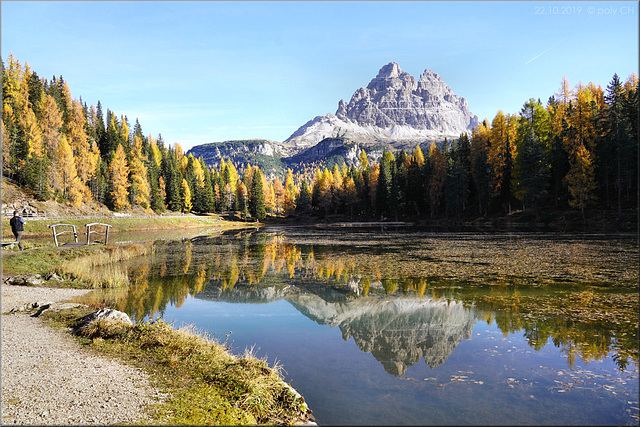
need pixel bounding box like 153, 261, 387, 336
571, 82, 602, 154
67, 99, 93, 184
331, 164, 343, 213
191, 154, 205, 190
129, 134, 150, 208
237, 181, 249, 217
23, 107, 44, 159
368, 162, 379, 209
110, 143, 130, 210
283, 186, 295, 216
60, 80, 72, 117
149, 134, 162, 167
556, 75, 574, 106
58, 136, 84, 206
413, 145, 425, 166
266, 183, 276, 214
342, 175, 357, 217
38, 94, 63, 155
358, 149, 370, 171
2, 53, 22, 119
158, 176, 167, 209
181, 178, 192, 212
179, 154, 189, 176
283, 169, 297, 214
318, 168, 333, 215
120, 115, 130, 144
174, 142, 184, 163
272, 176, 284, 214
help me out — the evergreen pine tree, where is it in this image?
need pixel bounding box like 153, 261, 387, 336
249, 168, 266, 220
297, 180, 312, 213
603, 74, 624, 218
565, 143, 597, 219
519, 128, 550, 219
376, 151, 393, 218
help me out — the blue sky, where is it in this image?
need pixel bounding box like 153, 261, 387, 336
2, 1, 638, 151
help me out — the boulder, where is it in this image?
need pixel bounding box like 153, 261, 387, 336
78, 308, 133, 327
3, 274, 45, 286
8, 301, 85, 316
44, 273, 63, 281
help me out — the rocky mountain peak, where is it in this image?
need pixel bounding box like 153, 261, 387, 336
285, 62, 478, 147
366, 62, 417, 93
378, 61, 403, 78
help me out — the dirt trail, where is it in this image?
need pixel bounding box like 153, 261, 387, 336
1, 284, 165, 425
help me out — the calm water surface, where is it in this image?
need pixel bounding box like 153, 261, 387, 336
77, 227, 639, 425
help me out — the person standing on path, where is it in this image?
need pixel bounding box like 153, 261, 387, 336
9, 210, 25, 250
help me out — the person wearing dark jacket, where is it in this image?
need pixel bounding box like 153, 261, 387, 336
9, 210, 25, 250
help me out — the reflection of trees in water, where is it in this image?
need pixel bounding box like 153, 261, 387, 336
475, 299, 638, 371
94, 231, 637, 371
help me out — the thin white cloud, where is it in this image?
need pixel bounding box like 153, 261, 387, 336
524, 40, 563, 65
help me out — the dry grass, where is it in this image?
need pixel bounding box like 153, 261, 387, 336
55, 243, 153, 288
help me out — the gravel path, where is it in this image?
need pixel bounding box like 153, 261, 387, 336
1, 284, 165, 425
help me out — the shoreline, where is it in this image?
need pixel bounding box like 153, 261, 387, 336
1, 283, 164, 425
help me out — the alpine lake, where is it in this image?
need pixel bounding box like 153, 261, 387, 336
73, 226, 639, 425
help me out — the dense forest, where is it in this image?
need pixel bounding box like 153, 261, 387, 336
2, 53, 638, 222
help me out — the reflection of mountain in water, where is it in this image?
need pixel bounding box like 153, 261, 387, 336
199, 283, 477, 376
288, 295, 477, 375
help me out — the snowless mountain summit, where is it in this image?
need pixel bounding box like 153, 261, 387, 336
285, 62, 479, 147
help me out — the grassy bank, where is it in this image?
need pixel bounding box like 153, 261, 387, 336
41, 308, 312, 425
4, 242, 155, 287
1, 214, 259, 252
2, 214, 257, 240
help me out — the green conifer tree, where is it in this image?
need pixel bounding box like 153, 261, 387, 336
249, 168, 266, 220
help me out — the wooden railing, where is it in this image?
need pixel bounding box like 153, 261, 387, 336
47, 223, 79, 247
85, 223, 112, 245
48, 223, 112, 247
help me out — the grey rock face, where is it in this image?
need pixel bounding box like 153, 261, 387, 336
286, 62, 478, 146
288, 138, 363, 167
